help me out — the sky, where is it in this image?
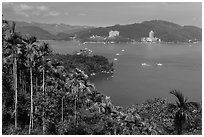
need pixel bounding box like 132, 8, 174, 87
2, 2, 202, 28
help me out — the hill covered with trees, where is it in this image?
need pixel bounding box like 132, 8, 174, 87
14, 20, 93, 35
10, 20, 202, 43
76, 20, 202, 42
8, 20, 93, 40
48, 53, 114, 77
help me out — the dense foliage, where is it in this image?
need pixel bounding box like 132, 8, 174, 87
2, 20, 202, 135
48, 53, 114, 77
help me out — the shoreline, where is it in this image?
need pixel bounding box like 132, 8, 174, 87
43, 39, 202, 45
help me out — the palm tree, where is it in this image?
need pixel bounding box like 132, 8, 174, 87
38, 41, 52, 134
25, 38, 38, 134
3, 21, 25, 130
168, 90, 200, 134
10, 22, 18, 130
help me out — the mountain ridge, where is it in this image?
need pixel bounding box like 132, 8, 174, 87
12, 20, 93, 35
76, 20, 202, 42
11, 20, 202, 42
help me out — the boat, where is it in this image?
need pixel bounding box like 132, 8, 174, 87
156, 63, 163, 66
114, 58, 118, 61
141, 63, 151, 66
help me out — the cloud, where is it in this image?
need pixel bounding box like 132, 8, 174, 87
44, 11, 60, 16
31, 11, 41, 16
4, 3, 61, 18
2, 2, 14, 6
37, 5, 49, 11
12, 4, 34, 17
18, 4, 34, 11
2, 2, 15, 15
33, 5, 50, 16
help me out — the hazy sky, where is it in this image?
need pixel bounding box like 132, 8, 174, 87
2, 2, 202, 27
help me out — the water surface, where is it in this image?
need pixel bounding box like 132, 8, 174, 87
49, 40, 202, 106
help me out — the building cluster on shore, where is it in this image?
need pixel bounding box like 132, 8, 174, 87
109, 30, 120, 37
90, 30, 120, 40
141, 30, 161, 43
88, 30, 161, 43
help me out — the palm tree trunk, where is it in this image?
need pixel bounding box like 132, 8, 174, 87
29, 67, 33, 134
24, 75, 26, 94
75, 95, 77, 127
19, 69, 21, 87
61, 97, 64, 122
14, 56, 18, 129
35, 74, 38, 92
42, 68, 46, 134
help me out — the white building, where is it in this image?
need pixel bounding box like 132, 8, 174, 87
149, 30, 154, 39
141, 30, 161, 42
109, 30, 119, 37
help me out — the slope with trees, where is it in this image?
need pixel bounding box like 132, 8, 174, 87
2, 20, 202, 135
76, 20, 202, 42
49, 53, 114, 77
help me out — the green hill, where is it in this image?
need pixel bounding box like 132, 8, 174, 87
76, 20, 202, 42
12, 20, 202, 42
16, 26, 55, 40
11, 20, 93, 40
14, 20, 93, 35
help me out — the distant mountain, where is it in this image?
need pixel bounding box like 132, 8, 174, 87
30, 22, 92, 35
76, 20, 202, 42
9, 20, 93, 40
15, 25, 77, 40
16, 26, 55, 40
14, 20, 93, 35
55, 32, 72, 41
11, 20, 201, 42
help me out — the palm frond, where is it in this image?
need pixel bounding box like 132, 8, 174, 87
176, 101, 180, 107
187, 102, 200, 109
170, 90, 185, 105
184, 97, 188, 103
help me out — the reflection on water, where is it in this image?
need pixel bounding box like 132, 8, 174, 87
49, 40, 202, 106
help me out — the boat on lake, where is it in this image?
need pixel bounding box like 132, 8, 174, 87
156, 63, 163, 66
141, 63, 151, 66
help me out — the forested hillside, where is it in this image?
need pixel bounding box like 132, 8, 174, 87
8, 20, 92, 40
14, 20, 93, 35
2, 20, 202, 135
10, 20, 202, 42
76, 20, 202, 42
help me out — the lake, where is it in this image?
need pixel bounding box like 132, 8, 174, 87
48, 40, 202, 107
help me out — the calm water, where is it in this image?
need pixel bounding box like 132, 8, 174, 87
48, 40, 202, 106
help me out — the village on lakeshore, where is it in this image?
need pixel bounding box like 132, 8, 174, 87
83, 30, 162, 44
